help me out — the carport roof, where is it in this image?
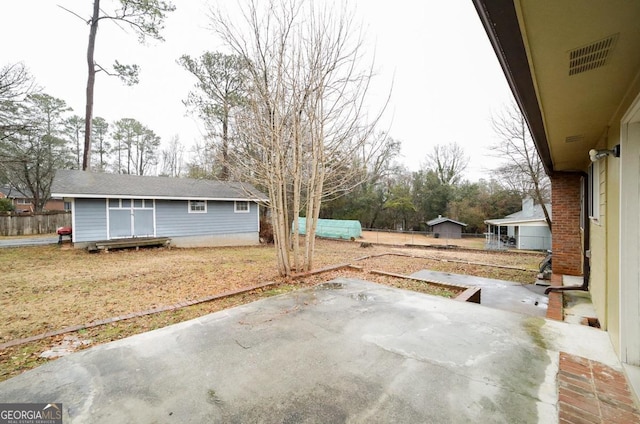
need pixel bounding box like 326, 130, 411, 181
51, 169, 268, 202
485, 203, 551, 226
485, 217, 548, 227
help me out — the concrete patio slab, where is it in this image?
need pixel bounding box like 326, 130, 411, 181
411, 269, 549, 317
0, 278, 619, 423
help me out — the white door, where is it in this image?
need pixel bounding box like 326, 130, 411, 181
620, 108, 640, 365
108, 199, 155, 239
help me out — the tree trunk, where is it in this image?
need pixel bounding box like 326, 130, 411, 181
291, 103, 304, 271
82, 0, 100, 171
304, 95, 325, 272
534, 181, 552, 232
270, 110, 291, 276
138, 143, 144, 175
220, 106, 229, 180
272, 166, 291, 276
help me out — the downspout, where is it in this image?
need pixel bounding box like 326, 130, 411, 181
545, 171, 590, 294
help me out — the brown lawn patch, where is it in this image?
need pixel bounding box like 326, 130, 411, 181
0, 238, 543, 381
361, 230, 487, 249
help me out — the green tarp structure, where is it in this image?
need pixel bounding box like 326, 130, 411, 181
297, 218, 362, 240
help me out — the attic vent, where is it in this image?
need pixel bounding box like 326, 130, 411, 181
569, 34, 618, 76
565, 135, 584, 143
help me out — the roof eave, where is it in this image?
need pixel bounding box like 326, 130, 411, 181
471, 0, 554, 175
484, 218, 549, 225
52, 193, 268, 203
427, 219, 467, 227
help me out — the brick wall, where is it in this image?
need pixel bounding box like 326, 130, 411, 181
551, 172, 583, 276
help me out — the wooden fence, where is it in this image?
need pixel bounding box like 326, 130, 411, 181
0, 212, 71, 236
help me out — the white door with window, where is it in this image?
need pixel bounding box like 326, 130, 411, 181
108, 199, 155, 239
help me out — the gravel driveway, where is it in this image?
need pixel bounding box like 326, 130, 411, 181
0, 235, 58, 248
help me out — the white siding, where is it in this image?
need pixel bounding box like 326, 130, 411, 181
518, 226, 551, 251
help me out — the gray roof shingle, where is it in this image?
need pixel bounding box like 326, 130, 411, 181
426, 216, 467, 227
0, 186, 32, 198
484, 203, 551, 226
504, 203, 552, 220
51, 170, 268, 201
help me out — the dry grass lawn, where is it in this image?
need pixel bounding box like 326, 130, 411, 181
0, 236, 543, 382
361, 230, 487, 249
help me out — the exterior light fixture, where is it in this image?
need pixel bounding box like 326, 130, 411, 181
589, 144, 620, 162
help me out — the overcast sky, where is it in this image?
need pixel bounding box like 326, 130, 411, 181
1, 0, 514, 181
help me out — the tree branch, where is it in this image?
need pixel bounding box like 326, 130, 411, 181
57, 4, 89, 23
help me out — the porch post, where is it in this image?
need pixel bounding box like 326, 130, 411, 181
551, 172, 583, 276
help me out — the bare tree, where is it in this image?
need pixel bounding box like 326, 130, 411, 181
0, 62, 35, 103
185, 140, 219, 179
160, 134, 184, 177
212, 0, 386, 276
491, 102, 552, 230
0, 62, 37, 140
424, 142, 469, 186
61, 0, 175, 171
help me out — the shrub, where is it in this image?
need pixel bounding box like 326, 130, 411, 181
259, 217, 274, 244
0, 198, 15, 212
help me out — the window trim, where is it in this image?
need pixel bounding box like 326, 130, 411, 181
108, 198, 154, 209
234, 201, 250, 213
189, 199, 207, 214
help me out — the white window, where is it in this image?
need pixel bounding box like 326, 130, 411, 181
234, 201, 249, 213
189, 200, 207, 213
108, 199, 153, 209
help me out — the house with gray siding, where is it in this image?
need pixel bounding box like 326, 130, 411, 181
51, 170, 267, 248
484, 198, 551, 251
426, 216, 467, 239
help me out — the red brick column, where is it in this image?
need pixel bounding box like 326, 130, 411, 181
551, 172, 583, 276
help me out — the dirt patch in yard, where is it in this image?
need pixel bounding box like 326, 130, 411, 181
0, 238, 543, 381
361, 230, 487, 249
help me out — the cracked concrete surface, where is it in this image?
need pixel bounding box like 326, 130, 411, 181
0, 278, 618, 423
411, 269, 549, 317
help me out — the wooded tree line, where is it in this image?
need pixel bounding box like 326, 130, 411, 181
0, 66, 171, 211
0, 50, 545, 244
319, 102, 553, 234
0, 56, 546, 235
320, 165, 526, 234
